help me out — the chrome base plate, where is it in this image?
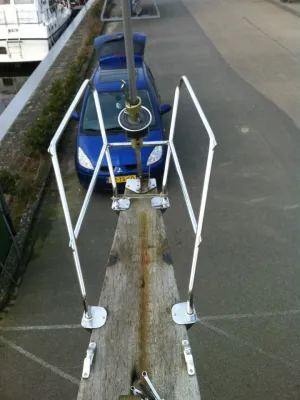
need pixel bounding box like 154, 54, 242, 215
172, 302, 198, 325
151, 196, 170, 209
81, 306, 107, 329
112, 198, 130, 211
126, 178, 157, 193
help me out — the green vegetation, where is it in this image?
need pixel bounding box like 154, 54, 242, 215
23, 0, 103, 156
23, 57, 87, 156
0, 170, 19, 196
0, 0, 103, 227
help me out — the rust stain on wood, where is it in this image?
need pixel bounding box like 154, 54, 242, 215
139, 210, 151, 372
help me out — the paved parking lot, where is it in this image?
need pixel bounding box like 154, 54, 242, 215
1, 0, 300, 399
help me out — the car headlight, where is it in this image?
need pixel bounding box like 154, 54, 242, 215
78, 147, 94, 170
147, 146, 162, 166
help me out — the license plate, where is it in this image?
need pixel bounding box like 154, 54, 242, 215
108, 175, 136, 183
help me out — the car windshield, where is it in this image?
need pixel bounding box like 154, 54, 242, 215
82, 90, 156, 134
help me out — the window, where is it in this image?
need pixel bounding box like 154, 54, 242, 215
99, 69, 137, 84
82, 90, 157, 135
0, 47, 7, 55
48, 0, 57, 12
13, 0, 34, 4
2, 78, 13, 86
97, 38, 144, 59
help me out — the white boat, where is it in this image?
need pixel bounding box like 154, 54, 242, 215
0, 0, 72, 63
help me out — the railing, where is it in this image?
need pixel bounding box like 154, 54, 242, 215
166, 76, 217, 325
0, 3, 68, 26
48, 80, 112, 330
18, 9, 40, 23
48, 76, 217, 329
0, 8, 41, 25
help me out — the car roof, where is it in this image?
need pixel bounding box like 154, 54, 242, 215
92, 65, 148, 92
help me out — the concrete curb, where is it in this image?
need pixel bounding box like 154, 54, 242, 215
266, 0, 300, 18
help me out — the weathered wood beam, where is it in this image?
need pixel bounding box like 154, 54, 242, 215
77, 188, 201, 400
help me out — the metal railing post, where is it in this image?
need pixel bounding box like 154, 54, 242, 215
161, 86, 180, 195
48, 79, 118, 329
186, 141, 215, 316
168, 76, 217, 326
74, 143, 107, 239
90, 84, 129, 211
50, 149, 90, 316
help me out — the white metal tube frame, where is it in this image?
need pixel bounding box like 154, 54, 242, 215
162, 76, 217, 325
48, 79, 129, 329
48, 76, 216, 328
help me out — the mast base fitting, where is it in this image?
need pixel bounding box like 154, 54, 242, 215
81, 306, 107, 329
118, 106, 152, 139
125, 97, 141, 119
171, 302, 198, 325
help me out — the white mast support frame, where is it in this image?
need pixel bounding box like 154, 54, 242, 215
48, 79, 128, 329
165, 76, 217, 325
48, 76, 216, 329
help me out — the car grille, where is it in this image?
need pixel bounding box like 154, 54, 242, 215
100, 165, 137, 172
126, 164, 136, 171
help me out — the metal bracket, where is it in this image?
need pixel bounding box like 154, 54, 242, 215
81, 306, 107, 329
182, 340, 195, 376
142, 371, 162, 400
131, 386, 144, 396
112, 198, 130, 211
171, 302, 198, 325
82, 341, 96, 379
151, 196, 170, 209
126, 178, 156, 194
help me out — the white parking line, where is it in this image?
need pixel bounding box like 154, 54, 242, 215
0, 310, 299, 332
0, 309, 299, 333
200, 321, 297, 369
200, 309, 300, 321
0, 324, 81, 331
0, 335, 80, 385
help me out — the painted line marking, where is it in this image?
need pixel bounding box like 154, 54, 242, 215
200, 309, 300, 321
0, 335, 80, 385
0, 324, 81, 332
1, 310, 299, 332
200, 321, 297, 369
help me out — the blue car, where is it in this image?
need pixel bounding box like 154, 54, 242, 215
73, 32, 172, 190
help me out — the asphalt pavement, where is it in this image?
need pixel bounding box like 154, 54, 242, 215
1, 0, 300, 399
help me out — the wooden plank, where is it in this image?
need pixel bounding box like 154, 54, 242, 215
77, 188, 201, 400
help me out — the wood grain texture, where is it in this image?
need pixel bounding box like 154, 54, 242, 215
77, 189, 201, 400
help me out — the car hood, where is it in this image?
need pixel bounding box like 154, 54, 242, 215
78, 129, 163, 167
